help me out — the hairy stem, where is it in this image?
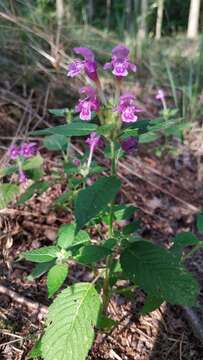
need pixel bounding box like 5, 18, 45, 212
103, 141, 116, 312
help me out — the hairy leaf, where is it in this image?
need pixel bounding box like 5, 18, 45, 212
121, 241, 199, 306
75, 176, 121, 230
47, 264, 68, 297
57, 224, 76, 249
41, 283, 101, 360
22, 246, 59, 263
74, 245, 111, 265
32, 122, 97, 137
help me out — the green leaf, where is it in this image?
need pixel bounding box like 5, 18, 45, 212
139, 132, 159, 143
54, 191, 72, 208
123, 221, 140, 235
47, 264, 68, 298
197, 213, 203, 233
22, 246, 59, 263
57, 224, 76, 249
74, 245, 111, 265
64, 163, 79, 175
113, 205, 137, 221
41, 283, 101, 360
170, 232, 199, 258
141, 295, 163, 315
103, 238, 117, 250
17, 181, 49, 205
43, 134, 68, 151
72, 230, 90, 248
0, 165, 18, 177
75, 176, 121, 230
23, 155, 43, 170
120, 240, 199, 306
28, 339, 42, 359
97, 314, 117, 330
28, 261, 55, 280
0, 184, 19, 209
121, 128, 138, 139
32, 122, 98, 137
49, 108, 69, 116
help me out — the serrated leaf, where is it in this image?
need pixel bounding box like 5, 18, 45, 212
22, 246, 59, 263
197, 213, 203, 233
0, 184, 19, 209
57, 224, 76, 249
75, 176, 121, 230
47, 264, 68, 297
74, 245, 110, 265
120, 240, 199, 306
28, 261, 55, 280
28, 339, 42, 359
43, 134, 68, 151
41, 283, 101, 360
17, 181, 49, 205
32, 122, 98, 137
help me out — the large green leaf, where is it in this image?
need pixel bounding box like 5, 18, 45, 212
75, 176, 121, 230
47, 264, 68, 298
120, 241, 199, 306
41, 283, 101, 360
22, 246, 59, 263
43, 134, 68, 151
0, 184, 19, 209
32, 122, 98, 137
74, 245, 111, 265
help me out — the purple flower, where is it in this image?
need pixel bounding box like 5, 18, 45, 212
115, 92, 142, 123
73, 159, 81, 167
104, 44, 136, 78
18, 169, 28, 184
8, 145, 20, 160
20, 142, 38, 158
67, 47, 98, 82
156, 89, 165, 101
121, 137, 138, 153
86, 132, 101, 151
75, 86, 100, 121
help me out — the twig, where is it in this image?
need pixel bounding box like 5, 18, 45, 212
0, 285, 48, 319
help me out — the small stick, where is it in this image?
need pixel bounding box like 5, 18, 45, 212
0, 285, 48, 319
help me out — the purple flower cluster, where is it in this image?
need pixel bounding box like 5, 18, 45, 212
8, 142, 38, 160
68, 44, 140, 154
115, 93, 142, 123
104, 44, 136, 78
75, 86, 100, 121
8, 142, 38, 184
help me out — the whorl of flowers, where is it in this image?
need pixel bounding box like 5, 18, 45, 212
68, 44, 141, 153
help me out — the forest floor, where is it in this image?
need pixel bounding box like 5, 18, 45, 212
1, 82, 203, 360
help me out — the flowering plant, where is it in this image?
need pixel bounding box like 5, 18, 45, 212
0, 45, 200, 360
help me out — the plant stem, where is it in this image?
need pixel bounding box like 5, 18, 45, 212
182, 242, 202, 261
103, 140, 116, 312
